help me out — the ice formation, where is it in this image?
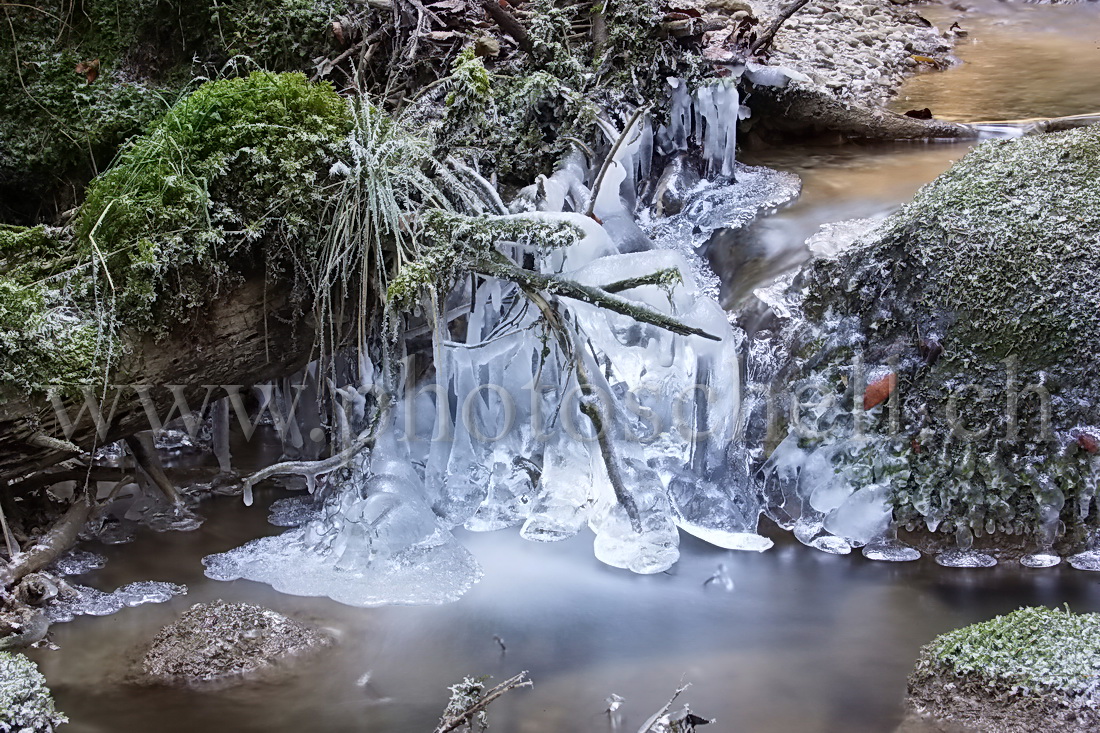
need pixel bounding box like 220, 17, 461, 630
203, 81, 791, 605
46, 582, 186, 623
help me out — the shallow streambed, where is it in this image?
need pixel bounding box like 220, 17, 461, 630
26, 1, 1100, 731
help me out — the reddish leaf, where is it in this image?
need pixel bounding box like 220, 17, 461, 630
75, 58, 100, 84
863, 373, 897, 411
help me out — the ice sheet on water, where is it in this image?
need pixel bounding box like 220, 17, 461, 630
643, 163, 801, 300
203, 526, 482, 607
935, 550, 997, 568
46, 581, 186, 623
809, 535, 852, 555
1068, 550, 1100, 571
861, 540, 921, 562
49, 549, 107, 576
268, 496, 320, 528
1020, 552, 1061, 568
805, 218, 880, 260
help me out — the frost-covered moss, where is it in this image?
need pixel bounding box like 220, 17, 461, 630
435, 0, 706, 187
0, 226, 102, 392
386, 211, 582, 311
0, 652, 67, 732
782, 127, 1100, 547
915, 607, 1100, 699
73, 71, 351, 332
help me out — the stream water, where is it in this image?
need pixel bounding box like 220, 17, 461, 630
25, 1, 1100, 731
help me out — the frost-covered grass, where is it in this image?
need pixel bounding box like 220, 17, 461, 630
915, 607, 1100, 700
0, 652, 67, 732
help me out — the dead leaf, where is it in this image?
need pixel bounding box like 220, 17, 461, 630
428, 0, 465, 11
75, 58, 100, 84
863, 373, 897, 411
427, 30, 462, 41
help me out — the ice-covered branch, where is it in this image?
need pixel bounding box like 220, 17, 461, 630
434, 671, 533, 733
471, 252, 721, 342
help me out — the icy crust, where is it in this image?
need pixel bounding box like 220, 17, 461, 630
46, 581, 187, 623
204, 527, 482, 607
643, 162, 801, 300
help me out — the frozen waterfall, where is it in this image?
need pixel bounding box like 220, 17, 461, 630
204, 79, 829, 607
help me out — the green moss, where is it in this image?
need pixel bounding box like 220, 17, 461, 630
0, 0, 347, 218
73, 71, 351, 332
0, 225, 102, 391
914, 607, 1100, 701
0, 651, 67, 732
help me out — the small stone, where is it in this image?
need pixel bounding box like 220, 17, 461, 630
142, 601, 331, 684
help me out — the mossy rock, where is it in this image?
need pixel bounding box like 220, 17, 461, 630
0, 71, 349, 394
907, 607, 1100, 732
783, 127, 1100, 550
73, 70, 351, 334
0, 652, 67, 732
0, 0, 347, 220
141, 600, 330, 684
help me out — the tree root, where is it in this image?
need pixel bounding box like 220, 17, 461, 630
0, 490, 92, 592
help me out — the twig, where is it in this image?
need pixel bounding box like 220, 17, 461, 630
602, 268, 682, 294
471, 252, 721, 341
480, 0, 534, 54
434, 672, 533, 733
749, 0, 812, 56
0, 485, 20, 560
240, 409, 387, 489
585, 105, 651, 218
518, 288, 643, 533
0, 488, 93, 591
638, 682, 691, 733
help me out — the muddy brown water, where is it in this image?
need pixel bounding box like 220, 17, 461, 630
26, 2, 1100, 731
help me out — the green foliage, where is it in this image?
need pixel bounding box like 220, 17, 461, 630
0, 226, 102, 391
74, 71, 351, 332
0, 0, 347, 216
0, 651, 67, 732
915, 606, 1100, 700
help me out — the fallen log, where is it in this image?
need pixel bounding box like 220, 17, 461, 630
0, 274, 317, 485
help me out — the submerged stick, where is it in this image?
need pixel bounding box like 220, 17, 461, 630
434, 671, 533, 733
125, 433, 182, 505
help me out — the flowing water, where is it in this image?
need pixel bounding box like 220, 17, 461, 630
25, 2, 1100, 731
